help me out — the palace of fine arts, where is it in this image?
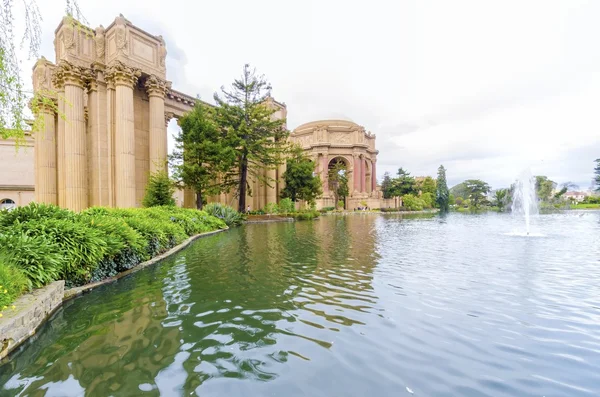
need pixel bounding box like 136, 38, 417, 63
1, 2, 600, 397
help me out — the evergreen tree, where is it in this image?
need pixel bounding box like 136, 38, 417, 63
281, 145, 322, 205
464, 179, 491, 209
213, 64, 288, 212
142, 171, 175, 207
381, 172, 393, 199
170, 102, 236, 209
594, 159, 600, 192
436, 165, 450, 212
392, 167, 417, 196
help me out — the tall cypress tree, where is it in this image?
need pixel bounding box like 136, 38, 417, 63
436, 165, 450, 212
213, 64, 288, 212
594, 158, 600, 192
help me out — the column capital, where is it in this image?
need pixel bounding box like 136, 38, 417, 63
145, 75, 171, 98
52, 60, 91, 89
165, 111, 175, 127
106, 61, 141, 88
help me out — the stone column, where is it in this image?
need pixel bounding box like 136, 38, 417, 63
321, 154, 329, 192
145, 76, 170, 174
361, 157, 366, 193
51, 78, 66, 208
34, 104, 58, 205
106, 79, 115, 207
371, 160, 377, 192
266, 167, 277, 204
107, 62, 140, 208
54, 61, 89, 211
353, 154, 361, 193
87, 66, 109, 207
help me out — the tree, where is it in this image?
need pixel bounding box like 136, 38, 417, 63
281, 145, 322, 205
561, 181, 579, 191
170, 102, 236, 209
417, 176, 436, 196
1, 2, 85, 143
464, 179, 491, 209
594, 159, 600, 192
493, 189, 508, 211
213, 64, 288, 212
535, 176, 556, 202
142, 171, 175, 207
328, 160, 349, 209
381, 172, 394, 199
435, 165, 450, 212
390, 167, 416, 197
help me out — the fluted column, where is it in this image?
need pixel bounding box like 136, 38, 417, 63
321, 154, 329, 193
53, 61, 89, 211
353, 154, 361, 193
34, 104, 58, 204
371, 160, 377, 192
145, 76, 171, 174
107, 62, 140, 208
361, 157, 366, 193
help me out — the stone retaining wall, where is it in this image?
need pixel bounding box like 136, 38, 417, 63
0, 280, 64, 360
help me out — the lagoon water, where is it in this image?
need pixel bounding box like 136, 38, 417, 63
1, 212, 599, 396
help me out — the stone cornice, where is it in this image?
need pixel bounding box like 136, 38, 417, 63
105, 61, 141, 88
165, 112, 175, 127
145, 75, 171, 98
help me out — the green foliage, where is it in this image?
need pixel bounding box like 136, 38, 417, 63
493, 189, 509, 211
213, 64, 289, 212
0, 205, 226, 296
583, 195, 600, 204
203, 203, 244, 227
381, 172, 394, 199
535, 176, 556, 202
170, 102, 237, 209
421, 192, 434, 208
328, 159, 349, 208
0, 233, 62, 289
402, 194, 426, 211
0, 261, 29, 308
289, 210, 320, 220
554, 186, 568, 199
263, 202, 279, 214
142, 171, 176, 207
278, 198, 295, 213
337, 200, 345, 209
417, 176, 437, 195
463, 179, 491, 209
281, 145, 322, 204
321, 206, 335, 212
436, 165, 450, 212
594, 159, 600, 192
455, 196, 464, 206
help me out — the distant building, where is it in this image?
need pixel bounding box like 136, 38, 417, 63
564, 191, 588, 202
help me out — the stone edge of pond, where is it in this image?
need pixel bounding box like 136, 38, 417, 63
63, 227, 228, 302
0, 227, 227, 361
0, 280, 64, 361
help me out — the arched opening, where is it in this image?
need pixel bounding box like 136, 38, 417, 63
328, 157, 350, 209
0, 198, 16, 210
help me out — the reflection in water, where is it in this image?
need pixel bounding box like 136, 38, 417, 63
1, 212, 600, 397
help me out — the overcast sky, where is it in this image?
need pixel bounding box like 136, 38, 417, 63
20, 0, 600, 189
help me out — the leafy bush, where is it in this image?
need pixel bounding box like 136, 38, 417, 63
263, 202, 279, 214
278, 198, 295, 214
321, 206, 335, 212
421, 192, 435, 209
142, 171, 176, 207
0, 233, 62, 289
0, 261, 29, 308
401, 194, 425, 211
203, 203, 243, 227
0, 202, 73, 228
337, 200, 345, 209
291, 210, 320, 220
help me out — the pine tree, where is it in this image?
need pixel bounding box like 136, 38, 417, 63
594, 158, 600, 192
436, 165, 450, 212
170, 102, 237, 209
213, 64, 288, 212
381, 172, 393, 199
281, 145, 322, 205
142, 171, 175, 207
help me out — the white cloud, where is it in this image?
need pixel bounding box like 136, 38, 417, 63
17, 0, 600, 189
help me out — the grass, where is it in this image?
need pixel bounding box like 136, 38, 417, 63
570, 203, 600, 209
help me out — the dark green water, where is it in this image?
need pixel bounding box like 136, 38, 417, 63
1, 212, 599, 396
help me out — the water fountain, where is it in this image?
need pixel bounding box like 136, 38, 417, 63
511, 168, 539, 235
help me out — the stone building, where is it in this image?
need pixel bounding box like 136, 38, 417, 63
19, 15, 395, 212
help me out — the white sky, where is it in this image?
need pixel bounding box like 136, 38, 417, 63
19, 0, 600, 189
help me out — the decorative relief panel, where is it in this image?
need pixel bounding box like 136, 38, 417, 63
131, 34, 156, 64
329, 132, 351, 144
296, 135, 312, 147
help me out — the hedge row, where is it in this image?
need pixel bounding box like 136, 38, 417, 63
0, 204, 227, 309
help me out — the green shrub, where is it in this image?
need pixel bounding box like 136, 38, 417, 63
142, 171, 176, 207
0, 233, 62, 289
0, 261, 29, 309
401, 194, 425, 211
0, 203, 73, 228
291, 210, 320, 220
13, 218, 109, 287
337, 200, 345, 209
421, 192, 434, 209
278, 198, 295, 214
203, 203, 243, 227
263, 202, 279, 214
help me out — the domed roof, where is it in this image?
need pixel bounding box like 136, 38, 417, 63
293, 119, 363, 134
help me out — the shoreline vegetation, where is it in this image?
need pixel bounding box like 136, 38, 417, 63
0, 204, 229, 313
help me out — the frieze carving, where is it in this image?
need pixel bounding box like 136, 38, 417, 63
95, 25, 105, 61
158, 35, 167, 69
62, 23, 76, 54
296, 135, 312, 147
115, 15, 128, 55
144, 74, 171, 97
329, 132, 351, 144
315, 125, 327, 142
105, 61, 141, 87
